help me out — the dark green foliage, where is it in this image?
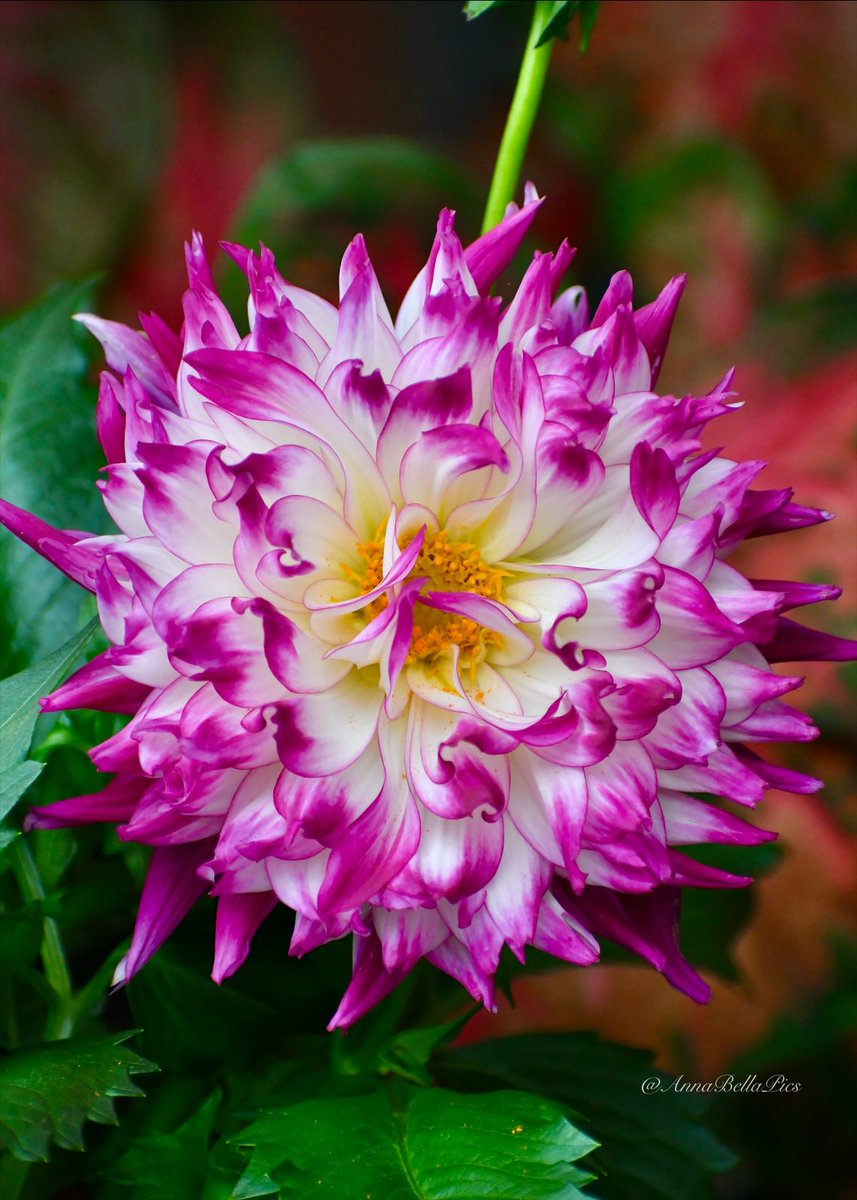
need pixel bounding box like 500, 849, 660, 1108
0, 620, 98, 850
0, 1033, 155, 1162
0, 284, 109, 675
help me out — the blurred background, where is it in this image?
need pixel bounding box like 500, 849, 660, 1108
1, 2, 855, 1196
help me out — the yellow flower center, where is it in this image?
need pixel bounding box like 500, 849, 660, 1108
346, 528, 509, 665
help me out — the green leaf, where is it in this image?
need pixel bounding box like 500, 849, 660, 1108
333, 1009, 477, 1089
435, 1034, 737, 1200
464, 1, 600, 52
0, 760, 43, 852
106, 1091, 231, 1200
376, 1013, 478, 1086
0, 620, 98, 774
536, 2, 600, 50
0, 1031, 157, 1162
232, 1086, 597, 1199
0, 280, 109, 676
0, 620, 98, 846
464, 0, 502, 17
0, 762, 44, 822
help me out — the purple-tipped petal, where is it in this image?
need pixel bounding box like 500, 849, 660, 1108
118, 841, 214, 983
759, 617, 857, 663
26, 775, 149, 830
631, 442, 680, 538
0, 499, 100, 590
41, 654, 151, 714
633, 274, 686, 385
327, 931, 409, 1030
212, 892, 276, 983
463, 189, 544, 293
560, 883, 712, 1004
318, 769, 420, 914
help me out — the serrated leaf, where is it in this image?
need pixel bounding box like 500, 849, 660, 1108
0, 1031, 157, 1162
232, 1086, 597, 1200
0, 281, 108, 676
436, 1034, 736, 1200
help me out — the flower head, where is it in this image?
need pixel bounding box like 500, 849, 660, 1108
4, 189, 854, 1027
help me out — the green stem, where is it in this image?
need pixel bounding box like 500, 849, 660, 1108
481, 0, 556, 234
10, 838, 74, 1040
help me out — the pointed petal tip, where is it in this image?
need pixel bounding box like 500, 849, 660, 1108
110, 955, 128, 989
465, 189, 545, 293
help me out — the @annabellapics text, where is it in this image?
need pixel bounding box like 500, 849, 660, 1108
642, 1074, 802, 1095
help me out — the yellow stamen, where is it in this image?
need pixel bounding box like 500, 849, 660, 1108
350, 528, 509, 667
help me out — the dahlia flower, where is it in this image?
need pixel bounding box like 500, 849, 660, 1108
3, 190, 853, 1028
